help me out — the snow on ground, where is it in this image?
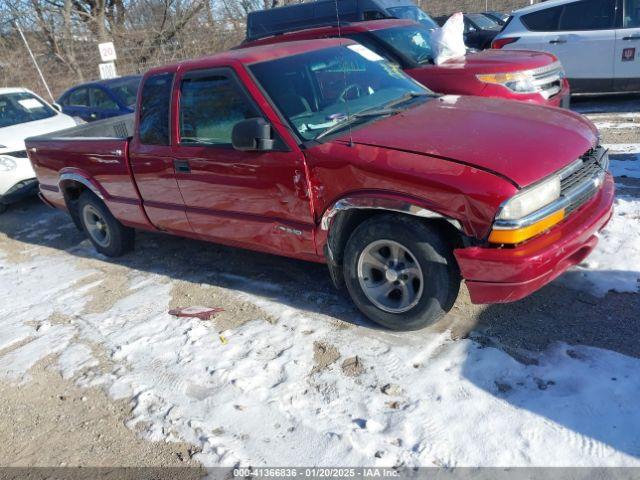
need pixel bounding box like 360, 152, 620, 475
605, 143, 640, 154
1, 246, 640, 467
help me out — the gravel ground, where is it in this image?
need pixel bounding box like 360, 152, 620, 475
0, 96, 637, 467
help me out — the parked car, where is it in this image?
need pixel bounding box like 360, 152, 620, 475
492, 0, 640, 93
435, 13, 502, 49
27, 39, 613, 330
246, 0, 440, 41
240, 19, 570, 107
0, 88, 78, 213
57, 75, 142, 122
482, 11, 510, 26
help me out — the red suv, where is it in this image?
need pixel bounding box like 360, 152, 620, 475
240, 19, 571, 108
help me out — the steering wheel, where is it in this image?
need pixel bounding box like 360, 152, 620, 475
338, 84, 363, 103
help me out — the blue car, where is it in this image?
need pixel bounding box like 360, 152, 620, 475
57, 75, 142, 122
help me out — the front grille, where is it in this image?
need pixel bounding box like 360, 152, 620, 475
560, 148, 608, 215
531, 61, 564, 99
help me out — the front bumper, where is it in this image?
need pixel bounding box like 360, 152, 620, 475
454, 173, 615, 304
545, 79, 571, 108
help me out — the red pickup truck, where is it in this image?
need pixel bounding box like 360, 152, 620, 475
240, 20, 571, 108
27, 39, 614, 330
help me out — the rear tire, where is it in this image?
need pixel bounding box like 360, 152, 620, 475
343, 214, 460, 331
77, 191, 134, 257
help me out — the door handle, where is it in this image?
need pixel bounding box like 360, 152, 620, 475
622, 35, 640, 41
174, 159, 191, 173
549, 39, 567, 44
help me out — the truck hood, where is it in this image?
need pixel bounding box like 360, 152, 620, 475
341, 95, 598, 188
0, 113, 77, 154
438, 49, 558, 74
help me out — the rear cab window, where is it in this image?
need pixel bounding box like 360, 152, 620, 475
138, 73, 174, 145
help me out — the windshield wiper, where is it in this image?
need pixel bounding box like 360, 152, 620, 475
383, 91, 430, 109
315, 92, 431, 140
315, 108, 400, 140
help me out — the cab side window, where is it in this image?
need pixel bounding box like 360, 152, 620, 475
66, 88, 89, 107
139, 73, 174, 145
179, 71, 258, 146
625, 0, 640, 28
89, 88, 118, 110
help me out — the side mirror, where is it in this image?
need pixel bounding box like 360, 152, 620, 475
231, 117, 274, 152
52, 102, 62, 112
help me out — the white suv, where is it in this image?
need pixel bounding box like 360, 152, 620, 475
0, 88, 78, 213
493, 0, 640, 93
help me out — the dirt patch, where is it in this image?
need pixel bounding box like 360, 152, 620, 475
169, 281, 276, 332
0, 360, 204, 470
80, 271, 132, 315
310, 341, 340, 374
600, 128, 640, 145
341, 356, 364, 377
0, 232, 33, 264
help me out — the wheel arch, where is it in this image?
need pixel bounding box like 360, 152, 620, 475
58, 171, 107, 230
321, 194, 465, 287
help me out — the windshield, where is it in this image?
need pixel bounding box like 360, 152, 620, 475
466, 13, 501, 30
0, 92, 56, 128
250, 45, 429, 141
386, 6, 439, 29
109, 77, 141, 107
371, 25, 435, 66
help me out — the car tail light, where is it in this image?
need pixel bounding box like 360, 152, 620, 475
492, 37, 520, 49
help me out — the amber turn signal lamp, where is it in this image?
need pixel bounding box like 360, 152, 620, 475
489, 209, 565, 245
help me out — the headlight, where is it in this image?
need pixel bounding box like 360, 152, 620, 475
476, 71, 538, 94
489, 175, 563, 244
0, 156, 17, 172
497, 175, 561, 220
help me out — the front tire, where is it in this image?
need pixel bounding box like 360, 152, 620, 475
77, 191, 134, 257
343, 215, 460, 331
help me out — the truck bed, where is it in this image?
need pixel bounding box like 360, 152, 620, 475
25, 113, 151, 230
27, 114, 134, 141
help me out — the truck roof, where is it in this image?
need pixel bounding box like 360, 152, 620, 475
245, 0, 418, 41
145, 38, 357, 77
240, 19, 415, 47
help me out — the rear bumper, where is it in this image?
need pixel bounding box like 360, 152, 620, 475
454, 173, 615, 304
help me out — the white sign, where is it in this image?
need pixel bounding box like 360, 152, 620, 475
98, 42, 117, 62
18, 98, 44, 110
347, 44, 384, 62
99, 62, 118, 79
